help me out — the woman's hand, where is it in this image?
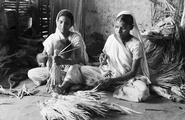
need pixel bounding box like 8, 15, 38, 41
55, 81, 71, 94
53, 56, 65, 65
97, 78, 113, 90
54, 55, 77, 65
36, 52, 48, 67
99, 53, 109, 65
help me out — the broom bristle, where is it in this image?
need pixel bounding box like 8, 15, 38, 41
47, 60, 63, 93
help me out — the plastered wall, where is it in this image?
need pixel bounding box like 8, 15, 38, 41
84, 0, 152, 40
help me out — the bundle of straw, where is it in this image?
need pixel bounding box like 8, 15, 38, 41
146, 0, 185, 102
143, 27, 185, 102
151, 0, 176, 25
39, 90, 141, 120
151, 61, 184, 86
46, 41, 79, 93
46, 53, 63, 93
148, 42, 185, 101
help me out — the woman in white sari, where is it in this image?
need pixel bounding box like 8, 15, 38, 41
27, 9, 88, 86
98, 11, 151, 102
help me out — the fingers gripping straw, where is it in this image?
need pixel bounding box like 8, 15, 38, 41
47, 50, 65, 93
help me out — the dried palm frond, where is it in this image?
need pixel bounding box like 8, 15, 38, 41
148, 0, 185, 102
39, 99, 90, 120
151, 61, 185, 88
39, 90, 141, 120
0, 85, 18, 97
147, 45, 164, 69
74, 89, 106, 100
149, 50, 185, 101
0, 83, 38, 99
16, 84, 39, 99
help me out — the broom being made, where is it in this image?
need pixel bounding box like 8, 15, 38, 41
46, 42, 79, 93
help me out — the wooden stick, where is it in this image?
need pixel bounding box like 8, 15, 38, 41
59, 47, 80, 56
59, 42, 73, 55
145, 108, 168, 112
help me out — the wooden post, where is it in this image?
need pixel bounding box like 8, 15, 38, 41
180, 0, 185, 26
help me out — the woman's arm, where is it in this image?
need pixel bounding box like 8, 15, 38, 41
112, 58, 141, 82
97, 58, 141, 90
36, 50, 48, 67
71, 34, 87, 64
114, 38, 143, 82
54, 33, 86, 65
99, 58, 141, 91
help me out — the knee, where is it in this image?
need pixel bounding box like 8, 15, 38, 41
133, 80, 148, 92
27, 69, 34, 80
28, 68, 48, 86
133, 80, 150, 101
65, 65, 82, 84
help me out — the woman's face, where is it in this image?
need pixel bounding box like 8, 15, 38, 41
114, 20, 131, 38
57, 16, 72, 34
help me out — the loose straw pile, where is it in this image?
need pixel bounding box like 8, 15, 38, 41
39, 89, 141, 120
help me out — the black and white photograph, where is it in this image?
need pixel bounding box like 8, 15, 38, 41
0, 0, 185, 120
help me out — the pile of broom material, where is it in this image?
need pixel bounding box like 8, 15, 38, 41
142, 16, 185, 102
0, 35, 43, 89
39, 89, 141, 120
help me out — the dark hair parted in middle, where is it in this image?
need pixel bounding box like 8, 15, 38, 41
116, 14, 134, 29
56, 9, 74, 26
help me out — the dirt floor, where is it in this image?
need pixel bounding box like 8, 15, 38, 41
1, 79, 185, 120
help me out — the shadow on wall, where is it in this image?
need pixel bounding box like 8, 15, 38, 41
83, 0, 105, 62
85, 32, 105, 62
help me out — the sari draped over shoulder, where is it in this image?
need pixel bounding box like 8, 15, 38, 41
42, 28, 89, 85
101, 34, 151, 102
103, 34, 133, 77
101, 11, 151, 102
43, 28, 88, 64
